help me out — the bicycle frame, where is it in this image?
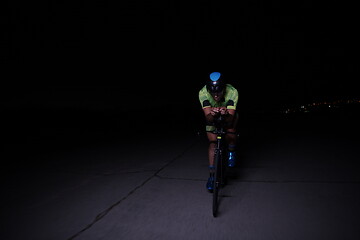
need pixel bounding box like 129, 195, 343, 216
212, 119, 227, 217
208, 115, 238, 217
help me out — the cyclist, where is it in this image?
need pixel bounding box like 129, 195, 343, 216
198, 71, 239, 191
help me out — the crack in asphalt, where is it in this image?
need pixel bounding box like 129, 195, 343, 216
65, 133, 359, 239
155, 175, 206, 182
67, 139, 198, 240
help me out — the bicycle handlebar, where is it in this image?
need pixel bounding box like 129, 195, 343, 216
209, 115, 239, 136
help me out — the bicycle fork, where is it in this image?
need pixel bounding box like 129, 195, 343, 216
215, 136, 224, 186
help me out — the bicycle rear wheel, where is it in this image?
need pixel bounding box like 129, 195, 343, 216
212, 150, 222, 217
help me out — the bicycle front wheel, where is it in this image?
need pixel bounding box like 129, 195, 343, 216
212, 150, 222, 217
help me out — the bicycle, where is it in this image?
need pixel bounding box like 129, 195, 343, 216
210, 115, 232, 217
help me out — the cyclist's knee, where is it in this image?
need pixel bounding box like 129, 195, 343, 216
226, 127, 237, 133
209, 141, 216, 148
226, 129, 237, 140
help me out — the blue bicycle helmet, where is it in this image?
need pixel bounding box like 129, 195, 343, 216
207, 72, 225, 93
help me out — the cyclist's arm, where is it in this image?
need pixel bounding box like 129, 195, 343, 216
224, 92, 238, 126
202, 107, 218, 124
224, 108, 236, 126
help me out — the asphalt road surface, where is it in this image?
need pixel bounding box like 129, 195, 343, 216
1, 107, 360, 240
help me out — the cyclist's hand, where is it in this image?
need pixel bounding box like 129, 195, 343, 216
219, 107, 228, 115
210, 107, 220, 116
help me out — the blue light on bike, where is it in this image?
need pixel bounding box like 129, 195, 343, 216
210, 72, 221, 81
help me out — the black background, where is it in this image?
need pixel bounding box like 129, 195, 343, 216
1, 0, 358, 137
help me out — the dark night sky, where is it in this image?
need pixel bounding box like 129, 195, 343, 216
1, 0, 358, 112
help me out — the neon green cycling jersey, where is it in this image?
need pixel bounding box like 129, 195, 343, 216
198, 84, 238, 110
199, 84, 238, 131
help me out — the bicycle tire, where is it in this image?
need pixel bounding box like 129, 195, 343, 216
220, 149, 227, 187
212, 149, 222, 217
